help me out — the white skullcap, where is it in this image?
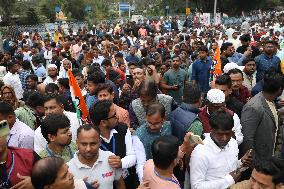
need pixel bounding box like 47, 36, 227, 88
48, 64, 57, 69
223, 62, 239, 73
207, 89, 225, 104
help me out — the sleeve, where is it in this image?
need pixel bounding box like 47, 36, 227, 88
233, 113, 244, 145
236, 54, 246, 66
240, 106, 260, 156
123, 110, 131, 128
191, 62, 197, 81
129, 104, 139, 129
132, 135, 146, 183
114, 168, 123, 181
187, 120, 203, 137
162, 72, 169, 83
121, 129, 137, 169
190, 151, 235, 189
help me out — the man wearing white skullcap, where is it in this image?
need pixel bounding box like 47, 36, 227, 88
190, 97, 251, 189
43, 64, 58, 85
198, 88, 243, 145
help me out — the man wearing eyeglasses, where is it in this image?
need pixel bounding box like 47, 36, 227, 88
90, 100, 138, 189
136, 103, 172, 160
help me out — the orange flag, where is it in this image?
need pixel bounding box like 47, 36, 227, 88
68, 70, 89, 124
213, 47, 222, 75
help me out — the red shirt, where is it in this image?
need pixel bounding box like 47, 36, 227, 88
232, 86, 251, 104
4, 147, 36, 186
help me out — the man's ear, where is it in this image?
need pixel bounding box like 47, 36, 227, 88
48, 134, 56, 143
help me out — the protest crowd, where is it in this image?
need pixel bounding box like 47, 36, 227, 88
1, 9, 284, 189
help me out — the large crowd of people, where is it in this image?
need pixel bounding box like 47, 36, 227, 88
0, 11, 284, 189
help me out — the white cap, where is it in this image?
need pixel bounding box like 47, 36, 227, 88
207, 89, 225, 104
223, 62, 239, 74
47, 64, 57, 69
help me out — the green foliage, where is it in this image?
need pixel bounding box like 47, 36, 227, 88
0, 0, 283, 25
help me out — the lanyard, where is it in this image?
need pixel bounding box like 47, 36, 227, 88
7, 135, 12, 146
46, 145, 73, 159
154, 169, 181, 189
2, 152, 15, 187
100, 135, 116, 154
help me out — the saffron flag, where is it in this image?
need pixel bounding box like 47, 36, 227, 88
209, 47, 222, 87
68, 70, 89, 124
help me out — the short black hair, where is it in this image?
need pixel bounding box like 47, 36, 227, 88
146, 103, 165, 118
26, 92, 45, 108
198, 45, 208, 53
22, 60, 32, 70
115, 52, 123, 58
228, 68, 244, 78
77, 124, 100, 138
242, 58, 256, 66
253, 157, 283, 179
26, 74, 38, 82
101, 59, 112, 67
41, 114, 70, 143
263, 69, 284, 94
183, 83, 201, 104
272, 158, 284, 184
87, 72, 105, 84
44, 93, 64, 106
139, 79, 158, 98
209, 110, 234, 131
265, 40, 276, 46
31, 157, 65, 189
89, 100, 113, 126
221, 42, 233, 53
7, 61, 18, 71
57, 78, 70, 89
0, 101, 15, 116
151, 135, 179, 170
215, 74, 232, 88
94, 83, 113, 96
45, 83, 59, 94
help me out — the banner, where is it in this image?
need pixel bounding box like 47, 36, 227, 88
68, 70, 89, 125
203, 13, 211, 26
215, 13, 222, 25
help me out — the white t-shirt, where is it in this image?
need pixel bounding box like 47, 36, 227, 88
67, 149, 122, 189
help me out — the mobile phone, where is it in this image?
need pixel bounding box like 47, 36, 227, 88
189, 134, 204, 145
126, 75, 134, 87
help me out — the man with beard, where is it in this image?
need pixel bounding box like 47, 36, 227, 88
67, 124, 126, 189
242, 58, 257, 92
39, 113, 76, 162
255, 40, 280, 82
43, 64, 58, 85
161, 56, 188, 104
90, 100, 138, 189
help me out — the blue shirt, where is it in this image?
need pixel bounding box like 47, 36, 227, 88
86, 93, 98, 111
136, 121, 172, 160
255, 54, 280, 82
191, 57, 212, 93
34, 64, 46, 79
125, 55, 139, 64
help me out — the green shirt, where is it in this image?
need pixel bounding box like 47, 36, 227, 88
15, 106, 36, 130
187, 119, 203, 137
163, 68, 188, 104
39, 142, 77, 162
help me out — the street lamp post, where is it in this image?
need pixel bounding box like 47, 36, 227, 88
214, 0, 217, 19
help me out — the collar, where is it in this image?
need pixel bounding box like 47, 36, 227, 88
180, 103, 201, 114
207, 135, 230, 154
10, 119, 21, 135
73, 150, 104, 169
100, 129, 118, 143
